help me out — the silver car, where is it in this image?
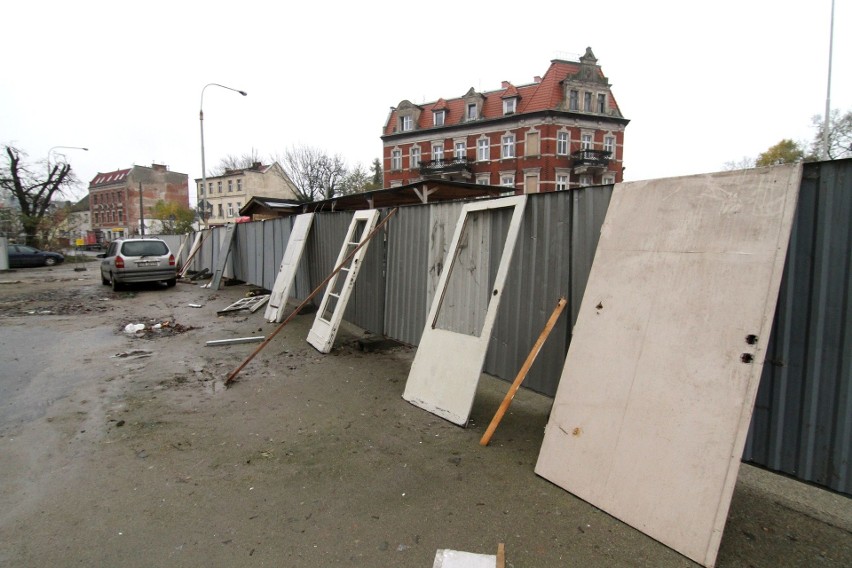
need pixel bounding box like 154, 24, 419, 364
99, 238, 177, 291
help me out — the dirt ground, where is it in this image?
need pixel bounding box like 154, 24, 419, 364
0, 262, 849, 567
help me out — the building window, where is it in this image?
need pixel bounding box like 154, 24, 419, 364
236, 201, 242, 210
597, 94, 606, 114
217, 181, 222, 193
433, 110, 445, 126
557, 132, 569, 155
432, 144, 444, 163
556, 174, 569, 191
454, 141, 466, 160
228, 180, 233, 192
583, 92, 592, 112
227, 203, 234, 217
500, 173, 515, 187
467, 103, 477, 120
579, 175, 592, 186
525, 131, 540, 157
476, 174, 490, 185
602, 174, 615, 185
604, 136, 615, 154
501, 134, 515, 159
569, 90, 579, 111
401, 115, 413, 132
503, 98, 516, 115
410, 147, 421, 169
199, 183, 204, 195
391, 149, 402, 171
581, 133, 593, 150
218, 203, 224, 218
477, 138, 489, 161
208, 182, 213, 193
237, 179, 242, 192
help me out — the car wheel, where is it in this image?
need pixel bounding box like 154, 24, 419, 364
166, 278, 177, 288
44, 257, 57, 267
101, 272, 110, 285
111, 274, 123, 292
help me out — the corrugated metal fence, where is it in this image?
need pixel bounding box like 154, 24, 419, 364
179, 160, 851, 495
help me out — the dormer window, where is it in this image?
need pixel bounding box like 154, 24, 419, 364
467, 103, 477, 120
401, 115, 413, 132
503, 98, 517, 115
433, 110, 445, 126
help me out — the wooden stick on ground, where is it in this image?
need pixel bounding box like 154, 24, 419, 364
224, 208, 399, 387
480, 297, 567, 446
496, 542, 505, 568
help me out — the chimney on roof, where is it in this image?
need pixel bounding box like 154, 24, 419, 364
501, 81, 510, 89
151, 163, 167, 172
534, 76, 542, 83
252, 162, 263, 170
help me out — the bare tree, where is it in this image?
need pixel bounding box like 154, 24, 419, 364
810, 109, 852, 160
1, 145, 79, 246
211, 149, 263, 175
275, 145, 348, 202
722, 156, 755, 171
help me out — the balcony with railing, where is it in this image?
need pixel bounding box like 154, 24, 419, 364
419, 157, 474, 178
571, 149, 611, 174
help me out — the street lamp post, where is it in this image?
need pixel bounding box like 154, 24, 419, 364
47, 145, 88, 173
199, 83, 247, 228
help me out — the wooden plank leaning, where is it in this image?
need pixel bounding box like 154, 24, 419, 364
224, 208, 398, 387
479, 297, 567, 446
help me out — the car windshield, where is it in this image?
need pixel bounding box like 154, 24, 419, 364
120, 241, 168, 257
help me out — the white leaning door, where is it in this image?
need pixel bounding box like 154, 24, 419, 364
402, 195, 527, 426
306, 209, 380, 353
264, 213, 315, 323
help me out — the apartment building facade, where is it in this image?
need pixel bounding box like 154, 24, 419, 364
195, 162, 298, 227
381, 48, 629, 192
89, 163, 189, 241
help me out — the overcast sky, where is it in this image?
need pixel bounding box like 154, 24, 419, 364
2, 0, 849, 203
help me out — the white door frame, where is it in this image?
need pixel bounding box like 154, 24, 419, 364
403, 195, 527, 426
306, 210, 380, 353
264, 213, 315, 323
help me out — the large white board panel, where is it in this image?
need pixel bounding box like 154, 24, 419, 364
535, 165, 801, 567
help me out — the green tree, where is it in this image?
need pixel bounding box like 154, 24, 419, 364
369, 157, 383, 189
810, 109, 852, 160
151, 200, 195, 234
0, 145, 79, 246
338, 164, 371, 195
755, 139, 804, 167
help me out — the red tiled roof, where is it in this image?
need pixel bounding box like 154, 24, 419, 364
383, 58, 621, 137
89, 168, 131, 187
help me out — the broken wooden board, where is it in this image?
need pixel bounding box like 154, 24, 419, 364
535, 164, 802, 567
264, 213, 314, 323
403, 196, 527, 426
306, 209, 380, 354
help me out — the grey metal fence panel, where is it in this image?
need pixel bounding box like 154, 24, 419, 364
231, 222, 249, 283
484, 188, 612, 395
745, 159, 852, 495
384, 205, 431, 346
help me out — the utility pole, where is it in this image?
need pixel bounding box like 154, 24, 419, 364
822, 0, 835, 160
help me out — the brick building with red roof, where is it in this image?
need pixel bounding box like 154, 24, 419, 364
88, 163, 188, 240
381, 48, 629, 193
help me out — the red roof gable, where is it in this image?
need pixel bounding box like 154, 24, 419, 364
89, 168, 131, 187
383, 56, 621, 136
